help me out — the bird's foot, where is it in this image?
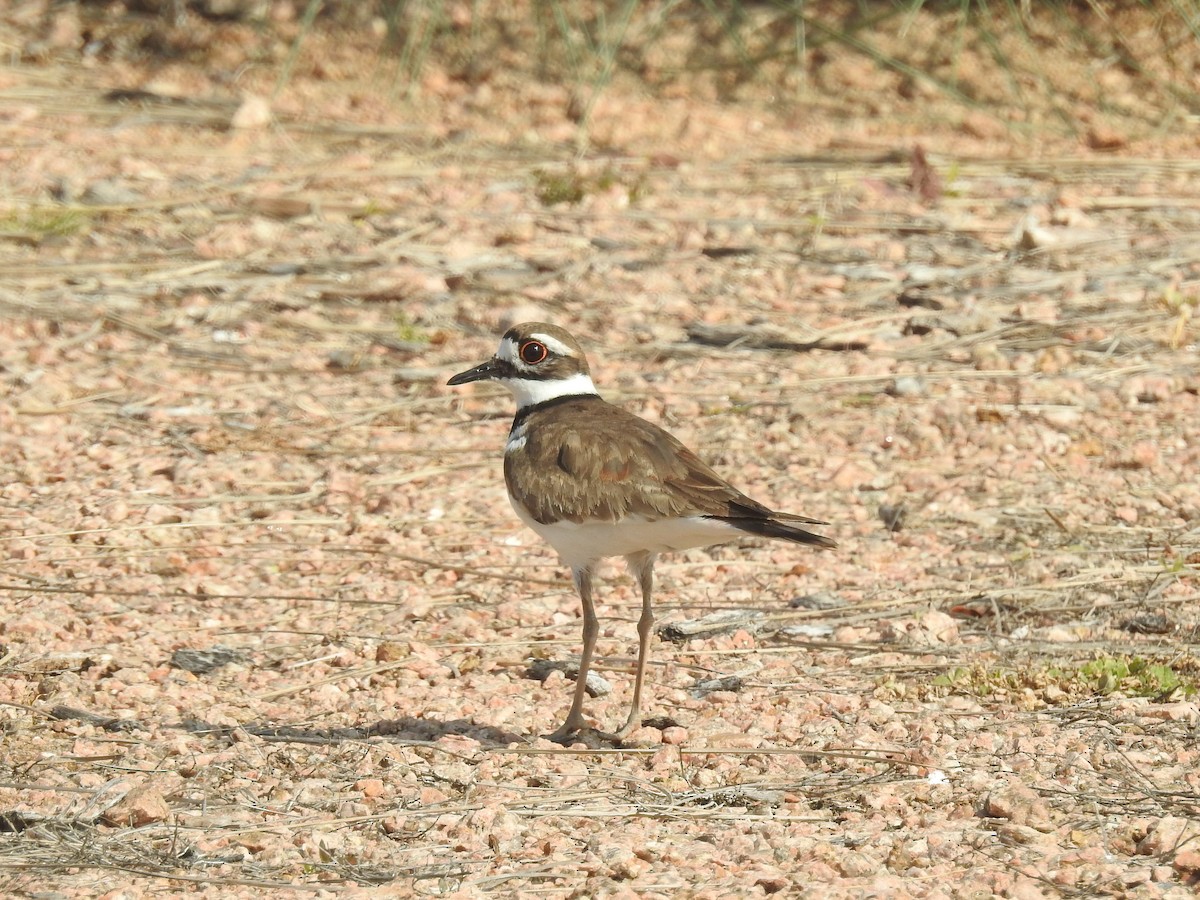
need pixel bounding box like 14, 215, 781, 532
546, 712, 590, 746
546, 721, 628, 748
612, 714, 642, 741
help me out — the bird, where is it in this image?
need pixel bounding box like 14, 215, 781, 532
448, 322, 835, 743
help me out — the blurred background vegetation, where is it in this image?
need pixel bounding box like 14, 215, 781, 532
17, 0, 1200, 146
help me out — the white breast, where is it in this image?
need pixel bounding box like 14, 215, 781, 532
507, 493, 742, 569
505, 422, 528, 454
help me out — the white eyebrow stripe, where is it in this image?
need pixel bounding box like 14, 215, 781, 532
529, 333, 576, 358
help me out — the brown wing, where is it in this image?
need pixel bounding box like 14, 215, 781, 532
506, 399, 826, 540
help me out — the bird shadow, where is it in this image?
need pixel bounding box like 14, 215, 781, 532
48, 704, 632, 751
179, 715, 529, 749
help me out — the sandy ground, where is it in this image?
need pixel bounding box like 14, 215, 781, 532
2, 2, 1200, 897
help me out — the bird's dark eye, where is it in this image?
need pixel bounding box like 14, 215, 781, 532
519, 340, 548, 365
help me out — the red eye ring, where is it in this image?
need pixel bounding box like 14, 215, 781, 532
519, 340, 548, 365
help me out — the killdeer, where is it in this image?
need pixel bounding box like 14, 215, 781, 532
449, 323, 835, 743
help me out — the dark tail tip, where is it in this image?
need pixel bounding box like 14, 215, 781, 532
717, 516, 837, 549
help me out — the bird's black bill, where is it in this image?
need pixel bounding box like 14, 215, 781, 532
447, 359, 499, 386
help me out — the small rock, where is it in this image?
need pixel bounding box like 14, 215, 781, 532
599, 844, 645, 880
1120, 867, 1152, 886
879, 503, 907, 532
231, 94, 272, 129
640, 714, 682, 731
983, 783, 1052, 830
658, 609, 763, 642
101, 782, 173, 827
920, 609, 959, 643
1129, 440, 1160, 469
376, 641, 408, 662
752, 870, 790, 894
525, 659, 611, 696
81, 179, 142, 206
790, 591, 848, 611
1036, 624, 1088, 643
973, 343, 1009, 371
1040, 407, 1081, 429
897, 286, 948, 310
234, 831, 277, 854
836, 850, 880, 877
326, 349, 360, 370
660, 725, 689, 745
1173, 849, 1200, 873
691, 675, 744, 697
583, 669, 611, 697
229, 726, 263, 744
170, 645, 246, 674
144, 503, 183, 525
392, 367, 443, 383
997, 823, 1052, 846
1007, 876, 1050, 900
1137, 815, 1200, 855
249, 195, 313, 218
355, 778, 386, 799
1120, 613, 1173, 635
1114, 505, 1138, 524
1121, 376, 1176, 406
888, 376, 927, 398
829, 459, 876, 491
1143, 702, 1199, 722
1086, 124, 1127, 151
404, 790, 442, 812
778, 623, 834, 638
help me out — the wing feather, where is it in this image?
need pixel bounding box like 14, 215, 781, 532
508, 399, 793, 525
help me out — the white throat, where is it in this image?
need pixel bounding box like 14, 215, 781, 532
501, 371, 599, 410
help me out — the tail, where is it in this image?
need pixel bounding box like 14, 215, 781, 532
716, 508, 837, 549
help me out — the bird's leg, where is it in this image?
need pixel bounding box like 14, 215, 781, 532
615, 551, 656, 739
548, 565, 597, 743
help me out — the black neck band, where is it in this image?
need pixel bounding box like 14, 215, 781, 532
510, 393, 601, 430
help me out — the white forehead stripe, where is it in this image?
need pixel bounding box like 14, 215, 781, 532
528, 333, 577, 358
497, 336, 520, 363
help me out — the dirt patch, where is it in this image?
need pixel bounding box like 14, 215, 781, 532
2, 2, 1199, 896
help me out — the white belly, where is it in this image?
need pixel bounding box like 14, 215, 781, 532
508, 494, 741, 569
